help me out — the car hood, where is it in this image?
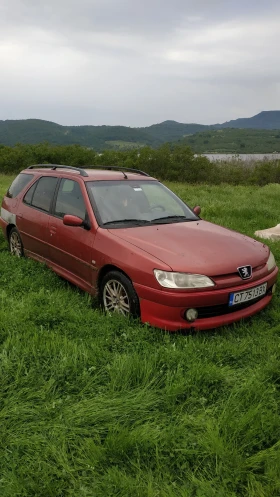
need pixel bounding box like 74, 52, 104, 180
109, 220, 269, 276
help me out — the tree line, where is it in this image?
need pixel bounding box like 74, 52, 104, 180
1, 142, 280, 186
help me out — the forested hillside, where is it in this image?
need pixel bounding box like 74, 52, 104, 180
179, 128, 280, 154
1, 111, 280, 150
214, 110, 280, 129
0, 119, 158, 149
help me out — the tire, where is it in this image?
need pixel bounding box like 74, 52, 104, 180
100, 270, 140, 319
9, 227, 24, 257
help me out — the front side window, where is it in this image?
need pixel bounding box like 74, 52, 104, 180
31, 176, 58, 212
54, 179, 86, 219
7, 173, 34, 198
86, 180, 198, 228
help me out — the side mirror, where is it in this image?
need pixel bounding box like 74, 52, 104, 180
193, 205, 201, 216
63, 214, 84, 227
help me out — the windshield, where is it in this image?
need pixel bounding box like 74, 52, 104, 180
86, 180, 199, 228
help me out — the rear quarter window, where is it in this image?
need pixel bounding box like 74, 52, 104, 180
7, 173, 34, 199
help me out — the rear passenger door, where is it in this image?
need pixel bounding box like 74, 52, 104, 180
47, 178, 96, 290
17, 176, 58, 261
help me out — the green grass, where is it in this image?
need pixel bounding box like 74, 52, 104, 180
1, 175, 280, 496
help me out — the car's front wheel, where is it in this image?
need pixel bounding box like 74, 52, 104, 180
100, 270, 140, 318
9, 227, 24, 257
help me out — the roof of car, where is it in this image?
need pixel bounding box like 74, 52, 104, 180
24, 164, 156, 181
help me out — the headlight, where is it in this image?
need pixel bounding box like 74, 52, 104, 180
266, 251, 276, 272
154, 270, 215, 289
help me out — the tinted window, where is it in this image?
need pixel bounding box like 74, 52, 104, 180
23, 182, 37, 205
31, 177, 58, 212
54, 179, 86, 219
7, 173, 34, 198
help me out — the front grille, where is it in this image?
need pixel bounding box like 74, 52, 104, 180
196, 288, 271, 319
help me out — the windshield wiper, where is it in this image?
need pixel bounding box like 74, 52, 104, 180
150, 215, 192, 224
103, 218, 151, 226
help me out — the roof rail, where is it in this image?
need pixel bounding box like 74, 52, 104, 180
27, 164, 150, 178
87, 165, 150, 177
27, 164, 89, 177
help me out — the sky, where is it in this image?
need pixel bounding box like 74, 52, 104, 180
0, 0, 280, 126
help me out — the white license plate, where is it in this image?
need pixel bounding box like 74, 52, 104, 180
229, 283, 267, 306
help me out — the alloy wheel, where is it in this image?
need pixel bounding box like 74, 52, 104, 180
10, 231, 23, 257
103, 279, 130, 315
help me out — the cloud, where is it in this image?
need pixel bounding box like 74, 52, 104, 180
0, 0, 280, 126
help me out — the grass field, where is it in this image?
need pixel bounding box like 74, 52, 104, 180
1, 174, 280, 496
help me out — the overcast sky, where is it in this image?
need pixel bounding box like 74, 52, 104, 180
0, 0, 280, 126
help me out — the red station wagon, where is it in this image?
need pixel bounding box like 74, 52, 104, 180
0, 164, 278, 331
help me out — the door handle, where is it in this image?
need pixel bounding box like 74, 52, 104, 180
50, 226, 57, 235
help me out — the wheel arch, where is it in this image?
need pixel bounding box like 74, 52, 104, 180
97, 264, 133, 293
6, 223, 16, 239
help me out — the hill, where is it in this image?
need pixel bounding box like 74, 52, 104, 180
1, 111, 280, 150
178, 128, 280, 154
216, 111, 280, 130
142, 120, 209, 141
0, 119, 159, 150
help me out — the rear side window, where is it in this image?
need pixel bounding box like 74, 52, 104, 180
23, 182, 37, 205
7, 173, 34, 198
30, 176, 58, 212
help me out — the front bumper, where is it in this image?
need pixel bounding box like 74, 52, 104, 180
135, 266, 278, 331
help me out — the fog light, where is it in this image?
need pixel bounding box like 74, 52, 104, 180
185, 308, 198, 322
272, 284, 277, 294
